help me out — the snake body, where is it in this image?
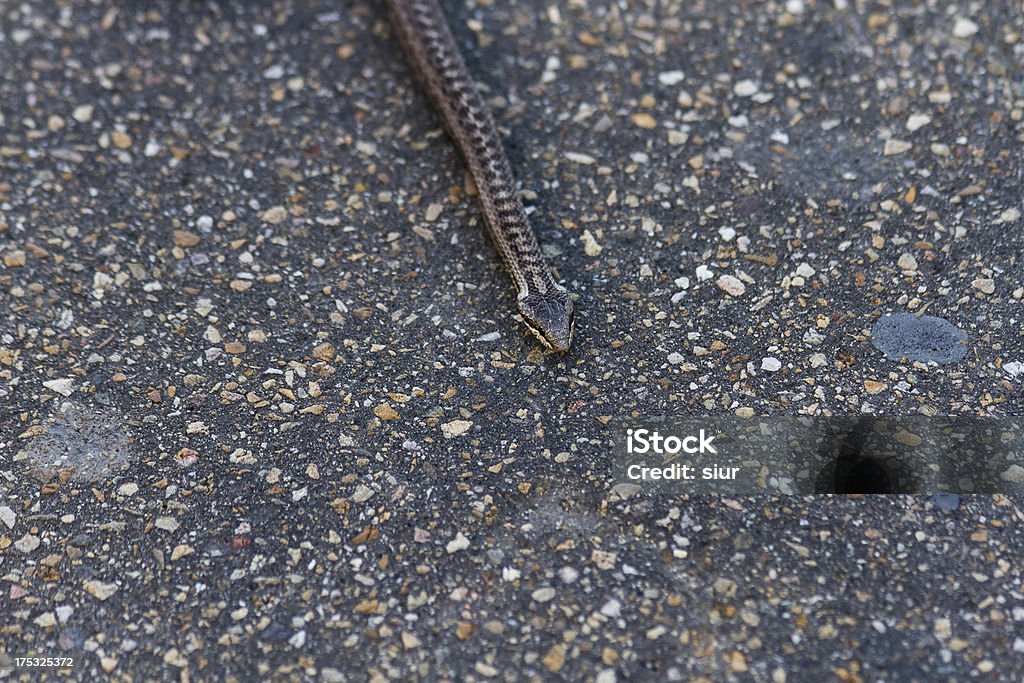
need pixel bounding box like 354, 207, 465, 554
383, 0, 574, 352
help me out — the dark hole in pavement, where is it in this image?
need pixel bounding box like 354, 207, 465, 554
835, 456, 895, 494
815, 418, 919, 494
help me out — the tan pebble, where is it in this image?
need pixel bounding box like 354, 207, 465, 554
631, 113, 657, 129
542, 644, 566, 672
972, 278, 995, 294
894, 428, 922, 447
441, 419, 473, 438
312, 342, 335, 361
897, 253, 918, 271
863, 380, 887, 394
424, 203, 443, 222
3, 250, 26, 267
170, 544, 195, 561
111, 130, 132, 149
260, 205, 289, 224
581, 229, 602, 256
867, 13, 889, 29
374, 403, 399, 421
172, 230, 200, 247
83, 580, 118, 600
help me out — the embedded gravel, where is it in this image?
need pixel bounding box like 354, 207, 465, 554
1, 1, 1022, 680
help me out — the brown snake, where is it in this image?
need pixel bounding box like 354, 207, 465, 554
383, 0, 574, 352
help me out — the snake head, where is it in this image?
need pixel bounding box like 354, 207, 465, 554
517, 289, 574, 353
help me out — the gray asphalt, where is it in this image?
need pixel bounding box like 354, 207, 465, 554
1, 0, 1023, 680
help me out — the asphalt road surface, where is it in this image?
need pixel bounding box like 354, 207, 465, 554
1, 0, 1023, 680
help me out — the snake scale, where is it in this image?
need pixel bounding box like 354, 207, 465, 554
383, 0, 575, 352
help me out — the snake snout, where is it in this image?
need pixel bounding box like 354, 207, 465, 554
518, 291, 574, 353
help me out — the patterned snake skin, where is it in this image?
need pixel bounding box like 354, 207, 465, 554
383, 0, 574, 352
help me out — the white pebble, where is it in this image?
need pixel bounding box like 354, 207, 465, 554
884, 139, 913, 155
897, 253, 918, 271
0, 505, 15, 529
600, 599, 621, 617
658, 70, 685, 86
558, 567, 579, 584
906, 114, 931, 132
43, 378, 75, 396
565, 151, 597, 165
761, 357, 782, 372
446, 532, 470, 554
1001, 465, 1024, 483
262, 64, 285, 79
734, 80, 759, 97
996, 208, 1020, 224
716, 274, 746, 297
952, 17, 978, 38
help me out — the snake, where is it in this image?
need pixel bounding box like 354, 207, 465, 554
383, 0, 575, 353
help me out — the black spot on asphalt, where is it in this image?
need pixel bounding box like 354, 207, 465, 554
814, 418, 920, 494
870, 313, 968, 365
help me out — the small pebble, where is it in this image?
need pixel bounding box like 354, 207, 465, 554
716, 274, 746, 296
952, 17, 979, 38
446, 532, 470, 554
733, 79, 759, 96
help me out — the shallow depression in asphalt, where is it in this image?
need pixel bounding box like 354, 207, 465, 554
870, 313, 968, 364
16, 402, 135, 482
